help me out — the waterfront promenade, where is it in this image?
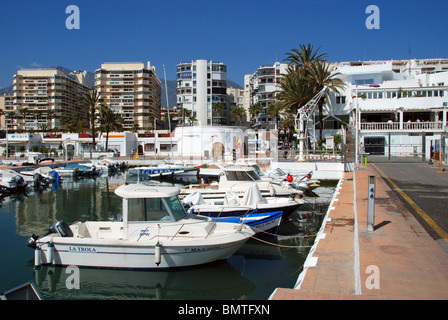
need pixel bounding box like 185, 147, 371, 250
271, 164, 448, 300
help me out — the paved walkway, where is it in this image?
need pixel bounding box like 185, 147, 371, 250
271, 165, 448, 300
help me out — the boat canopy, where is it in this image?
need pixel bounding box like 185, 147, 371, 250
115, 184, 180, 199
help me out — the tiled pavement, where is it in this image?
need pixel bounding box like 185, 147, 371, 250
270, 165, 448, 300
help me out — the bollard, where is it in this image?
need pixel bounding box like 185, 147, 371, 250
367, 175, 376, 231
438, 151, 446, 173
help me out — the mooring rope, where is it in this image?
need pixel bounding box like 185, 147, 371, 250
241, 225, 319, 249
248, 234, 313, 249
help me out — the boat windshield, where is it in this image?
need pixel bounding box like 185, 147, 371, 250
226, 170, 261, 182
250, 165, 264, 177
127, 196, 186, 222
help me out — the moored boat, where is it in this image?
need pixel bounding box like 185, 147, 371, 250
180, 164, 303, 199
183, 183, 305, 219
27, 184, 254, 269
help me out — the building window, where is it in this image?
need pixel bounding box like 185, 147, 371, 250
336, 96, 346, 104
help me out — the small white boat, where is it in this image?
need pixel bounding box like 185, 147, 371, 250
128, 163, 199, 178
181, 164, 303, 199
0, 169, 28, 193
20, 166, 60, 186
183, 183, 306, 219
28, 184, 254, 269
84, 160, 118, 174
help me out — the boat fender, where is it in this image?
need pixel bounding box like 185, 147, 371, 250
286, 175, 293, 183
269, 184, 275, 197
47, 242, 54, 265
155, 242, 162, 266
34, 246, 41, 267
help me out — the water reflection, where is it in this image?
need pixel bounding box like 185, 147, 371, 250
35, 262, 254, 300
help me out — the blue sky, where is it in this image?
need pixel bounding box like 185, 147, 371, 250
1, 0, 447, 89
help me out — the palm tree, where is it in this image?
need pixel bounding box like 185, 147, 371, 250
5, 111, 18, 132
230, 107, 246, 126
45, 110, 55, 130
275, 67, 315, 115
308, 61, 346, 140
178, 107, 192, 126
248, 103, 262, 126
266, 102, 284, 131
212, 101, 225, 125
98, 105, 124, 151
82, 89, 102, 148
284, 43, 328, 72
18, 108, 30, 132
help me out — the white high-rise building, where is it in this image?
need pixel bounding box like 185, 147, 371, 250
176, 59, 227, 126
243, 62, 288, 128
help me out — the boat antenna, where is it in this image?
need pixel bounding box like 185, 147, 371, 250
163, 65, 173, 159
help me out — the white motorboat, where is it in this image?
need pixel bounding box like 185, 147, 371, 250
84, 159, 118, 174
20, 166, 60, 186
27, 184, 254, 269
183, 183, 306, 219
53, 164, 101, 179
128, 163, 199, 178
0, 169, 28, 193
237, 161, 320, 192
180, 164, 303, 199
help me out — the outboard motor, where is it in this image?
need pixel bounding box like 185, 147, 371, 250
11, 175, 26, 188
33, 173, 42, 188
26, 220, 73, 249
47, 220, 73, 237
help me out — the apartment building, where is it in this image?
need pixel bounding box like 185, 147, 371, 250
0, 94, 13, 130
12, 68, 90, 132
95, 62, 162, 132
176, 59, 227, 126
243, 62, 288, 129
226, 86, 246, 126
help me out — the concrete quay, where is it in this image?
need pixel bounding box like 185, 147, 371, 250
270, 165, 448, 300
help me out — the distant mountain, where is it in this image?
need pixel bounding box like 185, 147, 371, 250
227, 79, 243, 89
0, 85, 13, 95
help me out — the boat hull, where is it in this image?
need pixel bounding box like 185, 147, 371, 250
206, 211, 283, 234
35, 232, 251, 269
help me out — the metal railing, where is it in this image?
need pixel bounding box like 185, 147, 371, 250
360, 121, 443, 131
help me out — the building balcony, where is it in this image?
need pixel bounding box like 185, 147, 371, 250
360, 121, 444, 132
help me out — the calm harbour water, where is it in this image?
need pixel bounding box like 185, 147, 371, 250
0, 173, 335, 300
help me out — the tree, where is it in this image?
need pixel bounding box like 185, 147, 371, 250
130, 123, 140, 133
279, 43, 346, 142
308, 61, 346, 140
284, 43, 328, 72
98, 104, 124, 150
212, 102, 225, 125
266, 102, 284, 131
248, 103, 262, 126
177, 107, 190, 126
82, 89, 102, 148
18, 108, 30, 132
275, 67, 315, 115
230, 107, 246, 126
